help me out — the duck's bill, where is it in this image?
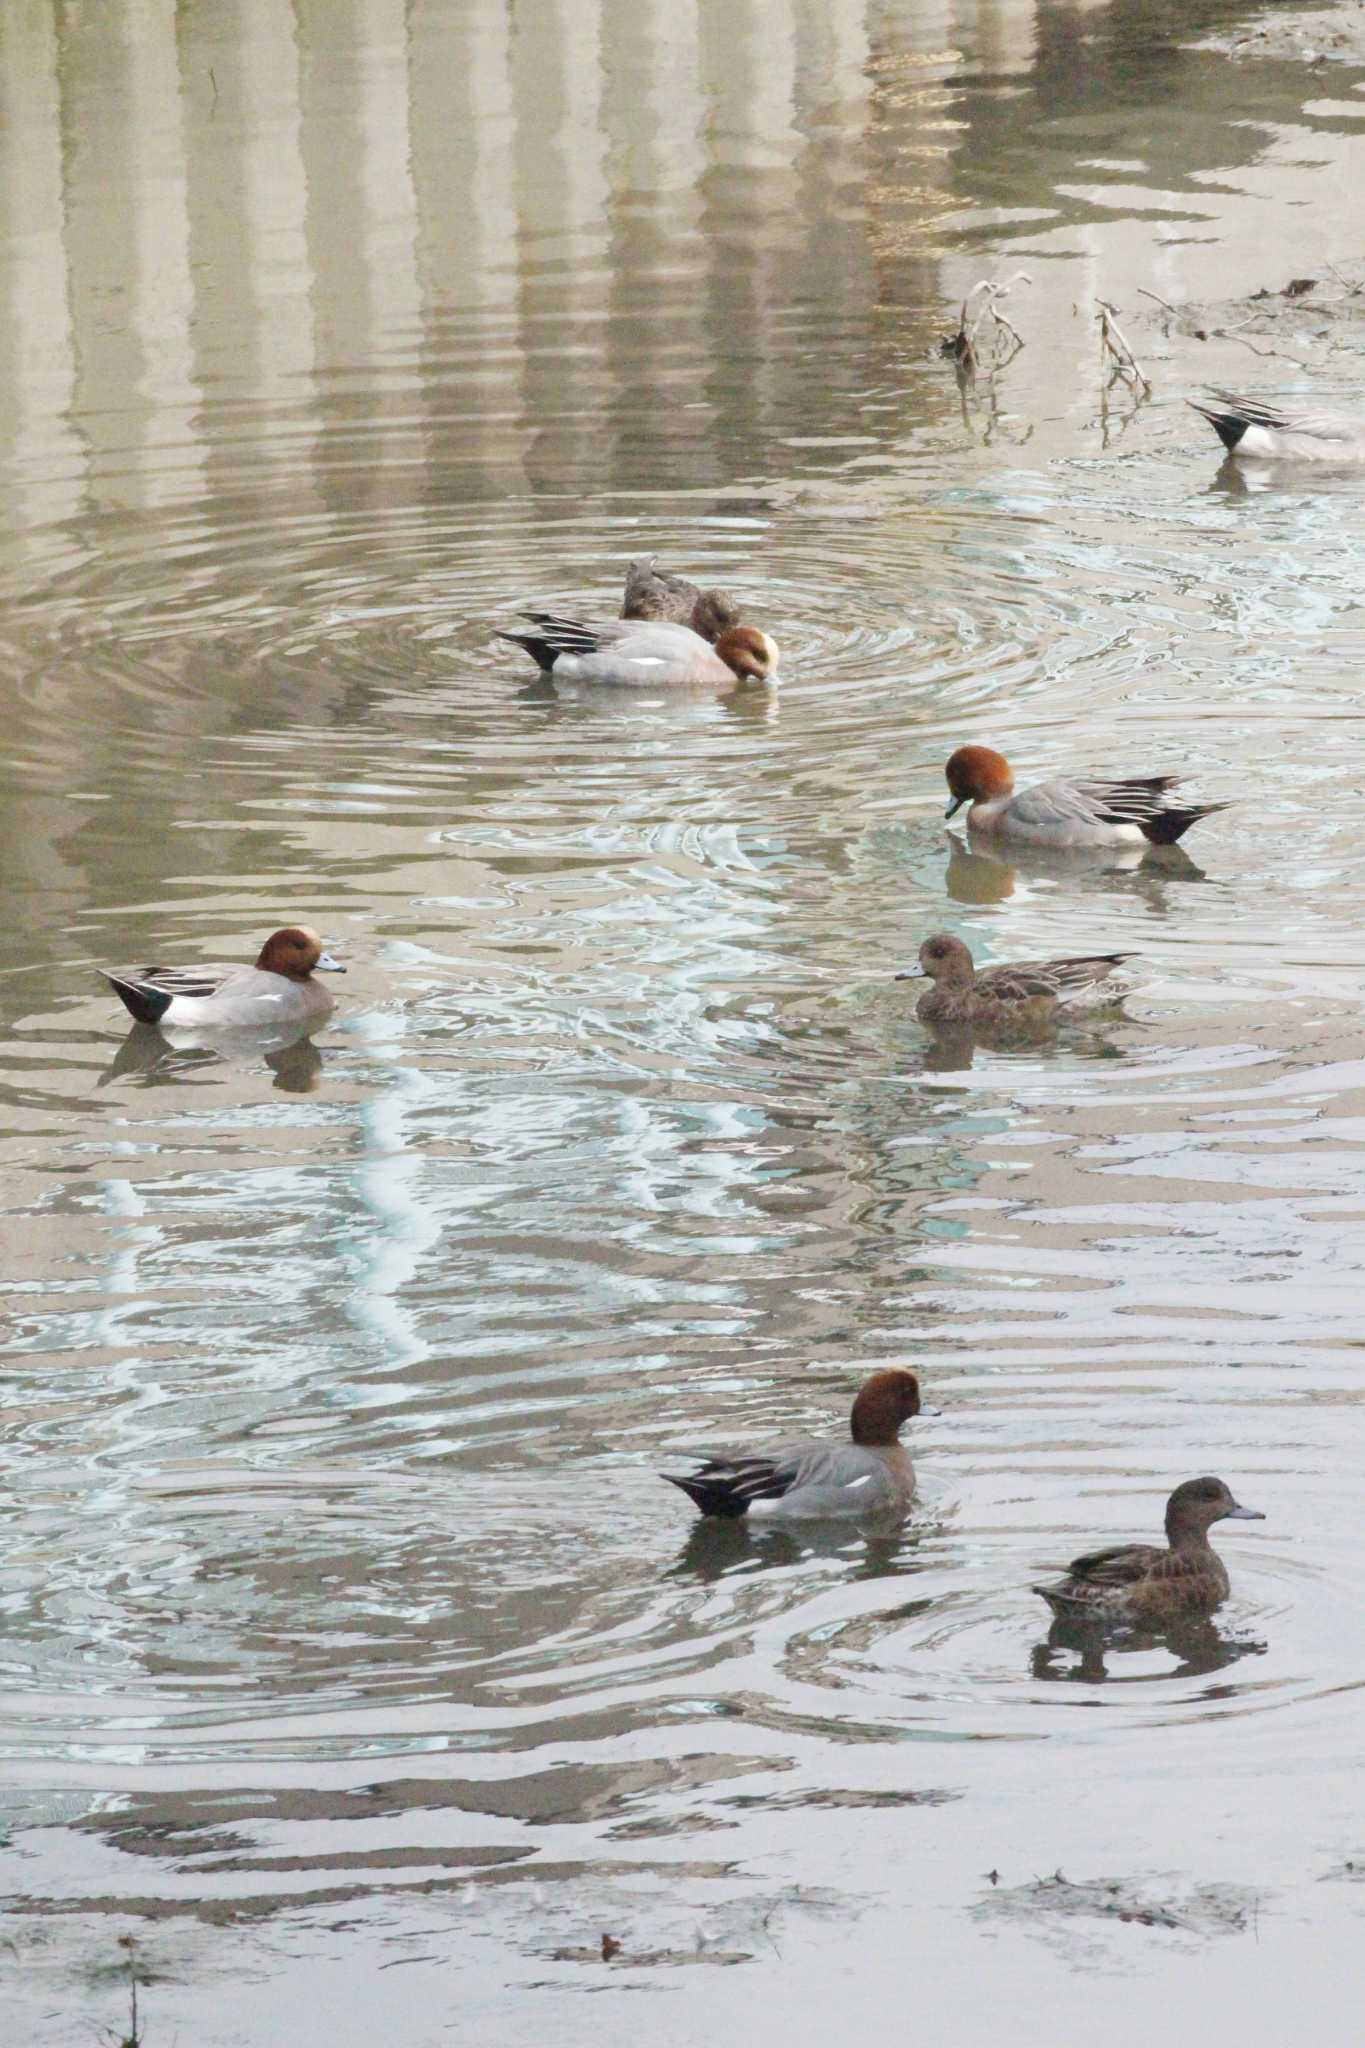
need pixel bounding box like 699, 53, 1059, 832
1226, 1503, 1265, 1520
317, 952, 347, 972
894, 965, 926, 981
944, 796, 966, 818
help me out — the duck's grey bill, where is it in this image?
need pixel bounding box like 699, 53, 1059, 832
317, 952, 346, 972
894, 965, 926, 981
1225, 1503, 1264, 1520
945, 795, 966, 818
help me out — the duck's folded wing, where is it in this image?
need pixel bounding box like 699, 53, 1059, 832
979, 953, 1131, 1002
126, 965, 227, 1000
568, 619, 722, 684
513, 614, 628, 655
1068, 776, 1183, 825
102, 961, 231, 1026
702, 1453, 795, 1503
970, 964, 1065, 1004
663, 1442, 804, 1515
1063, 1540, 1164, 1587
1000, 779, 1171, 837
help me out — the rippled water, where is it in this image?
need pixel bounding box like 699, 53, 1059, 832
5, 0, 1365, 2040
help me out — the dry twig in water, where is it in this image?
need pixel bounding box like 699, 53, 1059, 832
1096, 299, 1151, 395
944, 272, 1032, 377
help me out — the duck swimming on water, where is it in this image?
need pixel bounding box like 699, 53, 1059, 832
899, 932, 1134, 1029
102, 926, 344, 1030
943, 745, 1226, 850
1188, 389, 1365, 464
498, 614, 779, 689
663, 1369, 921, 1521
1034, 1476, 1264, 1623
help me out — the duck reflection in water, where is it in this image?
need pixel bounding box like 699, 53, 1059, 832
670, 1510, 915, 1587
101, 1020, 325, 1095
915, 1012, 1130, 1075
944, 832, 1208, 909
1031, 1611, 1267, 1686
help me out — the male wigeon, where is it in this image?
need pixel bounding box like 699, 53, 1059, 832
498, 614, 779, 689
943, 745, 1226, 849
899, 932, 1133, 1028
102, 925, 344, 1029
621, 556, 741, 643
1188, 389, 1365, 463
663, 1368, 920, 1521
1034, 1476, 1264, 1623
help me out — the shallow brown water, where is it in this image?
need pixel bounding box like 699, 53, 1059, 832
4, 0, 1365, 2041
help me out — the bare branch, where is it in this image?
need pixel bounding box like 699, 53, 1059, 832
1095, 299, 1152, 395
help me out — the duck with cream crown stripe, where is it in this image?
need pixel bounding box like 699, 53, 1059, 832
943, 744, 1226, 849
663, 1370, 920, 1521
102, 925, 344, 1030
497, 613, 779, 689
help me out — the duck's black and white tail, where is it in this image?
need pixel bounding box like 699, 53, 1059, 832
1140, 801, 1230, 846
663, 1471, 752, 1519
662, 1452, 789, 1519
496, 613, 603, 671
101, 972, 172, 1025
1187, 395, 1251, 452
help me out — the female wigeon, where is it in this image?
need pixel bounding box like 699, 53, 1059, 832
498, 614, 779, 689
621, 556, 742, 643
1035, 1476, 1264, 1623
663, 1369, 920, 1521
899, 932, 1133, 1028
1188, 389, 1365, 463
943, 745, 1226, 849
102, 926, 344, 1029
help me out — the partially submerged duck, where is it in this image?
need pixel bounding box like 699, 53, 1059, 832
498, 613, 779, 688
621, 556, 742, 642
1034, 1476, 1264, 1623
899, 932, 1133, 1028
943, 745, 1226, 850
1188, 389, 1365, 464
102, 925, 344, 1029
663, 1368, 921, 1520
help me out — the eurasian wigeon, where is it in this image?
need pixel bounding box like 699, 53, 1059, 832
1034, 1477, 1264, 1623
899, 932, 1133, 1028
663, 1368, 920, 1521
102, 925, 344, 1030
498, 614, 779, 689
621, 556, 742, 643
944, 745, 1226, 849
1188, 389, 1365, 463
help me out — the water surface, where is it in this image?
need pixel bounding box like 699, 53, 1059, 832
4, 1, 1365, 2041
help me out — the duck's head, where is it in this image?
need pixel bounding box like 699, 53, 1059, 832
850, 1368, 922, 1446
945, 744, 1014, 817
715, 626, 780, 684
897, 931, 976, 987
1165, 1475, 1264, 1542
256, 926, 346, 980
